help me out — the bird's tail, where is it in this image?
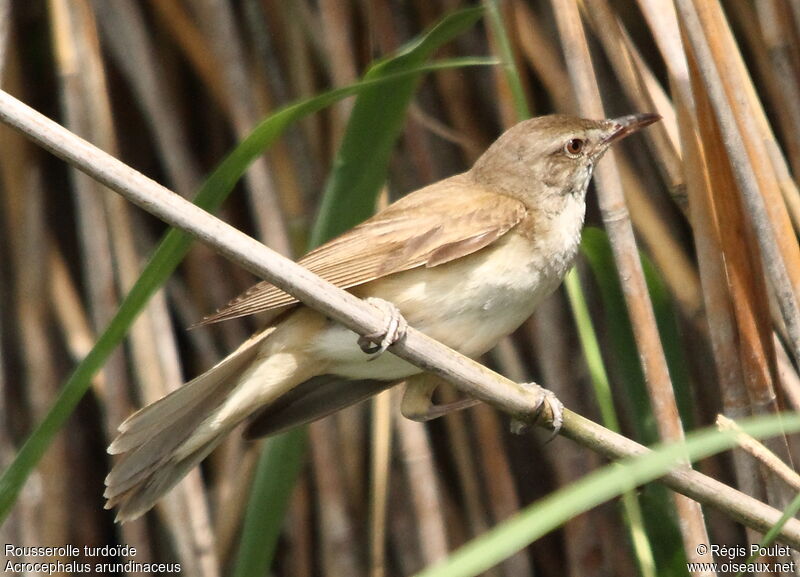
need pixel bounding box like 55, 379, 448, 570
104, 326, 288, 523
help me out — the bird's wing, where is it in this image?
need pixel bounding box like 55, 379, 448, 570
195, 175, 527, 326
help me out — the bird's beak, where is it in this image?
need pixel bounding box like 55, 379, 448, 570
602, 112, 661, 145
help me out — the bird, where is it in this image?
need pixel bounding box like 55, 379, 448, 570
104, 112, 660, 522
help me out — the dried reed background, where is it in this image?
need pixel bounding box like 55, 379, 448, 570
1, 0, 800, 576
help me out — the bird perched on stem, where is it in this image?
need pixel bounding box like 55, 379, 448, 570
105, 112, 660, 522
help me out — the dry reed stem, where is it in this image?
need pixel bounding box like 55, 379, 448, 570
335, 404, 369, 523
551, 0, 711, 565
199, 0, 307, 536
48, 246, 102, 381
635, 0, 691, 103
616, 155, 702, 320
692, 54, 778, 416
408, 104, 484, 158
148, 0, 232, 117
678, 5, 800, 547
753, 2, 800, 179
240, 4, 312, 226
439, 385, 495, 549
90, 0, 201, 196
0, 0, 8, 82
491, 338, 528, 383
213, 442, 260, 564
416, 1, 489, 163
50, 0, 128, 421
512, 0, 575, 111
485, 0, 525, 127
396, 414, 450, 568
320, 0, 357, 141
718, 414, 800, 492
389, 474, 424, 574
310, 419, 363, 576
482, 10, 613, 567
52, 1, 220, 572
552, 0, 680, 440
701, 1, 800, 319
677, 0, 800, 377
0, 38, 62, 564
579, 0, 684, 194
776, 335, 800, 412
627, 44, 682, 157
285, 475, 314, 577
11, 166, 72, 565
369, 388, 394, 577
482, 338, 532, 576
280, 1, 325, 164
720, 2, 800, 238
49, 1, 155, 567
676, 74, 747, 414
315, 0, 370, 521
372, 1, 438, 185
531, 295, 614, 576
194, 0, 290, 256
677, 61, 767, 546
767, 140, 800, 235
473, 403, 533, 577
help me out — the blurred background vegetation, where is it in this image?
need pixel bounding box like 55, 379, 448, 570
2, 0, 800, 576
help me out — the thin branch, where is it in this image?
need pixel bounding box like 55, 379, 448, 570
717, 415, 800, 492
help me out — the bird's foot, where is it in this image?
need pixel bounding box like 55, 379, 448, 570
509, 383, 564, 440
399, 374, 480, 421
358, 297, 408, 356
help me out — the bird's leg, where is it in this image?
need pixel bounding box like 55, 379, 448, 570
357, 297, 409, 356
400, 374, 480, 422
509, 383, 564, 438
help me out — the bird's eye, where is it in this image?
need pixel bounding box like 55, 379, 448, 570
564, 138, 585, 157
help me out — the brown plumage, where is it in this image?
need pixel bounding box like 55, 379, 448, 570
105, 113, 660, 522
194, 179, 528, 325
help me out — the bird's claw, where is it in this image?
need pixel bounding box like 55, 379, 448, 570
358, 297, 408, 357
510, 383, 564, 441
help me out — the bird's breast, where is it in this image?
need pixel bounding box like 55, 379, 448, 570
310, 210, 583, 381
376, 228, 577, 355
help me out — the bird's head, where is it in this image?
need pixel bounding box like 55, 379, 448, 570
470, 113, 661, 211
